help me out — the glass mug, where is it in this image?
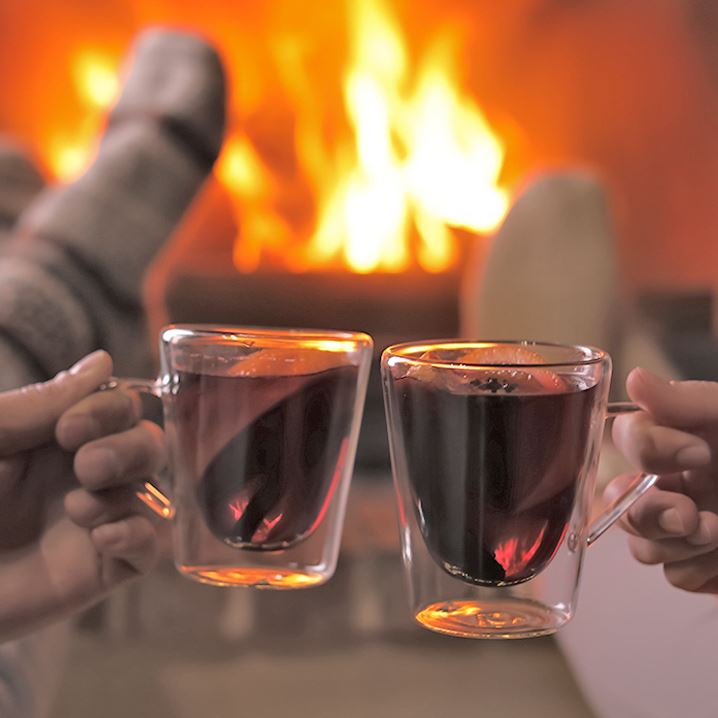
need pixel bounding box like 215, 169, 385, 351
381, 340, 657, 639
111, 324, 372, 589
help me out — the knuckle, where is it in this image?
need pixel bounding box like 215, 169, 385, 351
629, 538, 662, 565
126, 517, 155, 551
664, 566, 693, 591
664, 563, 705, 593
119, 390, 141, 426
134, 428, 159, 467
111, 521, 131, 548
617, 515, 633, 534
626, 498, 654, 533
67, 488, 93, 512
63, 490, 84, 518
138, 421, 167, 466
679, 504, 701, 537
74, 448, 114, 487
83, 390, 139, 436
110, 429, 157, 478
96, 391, 136, 432
701, 516, 718, 545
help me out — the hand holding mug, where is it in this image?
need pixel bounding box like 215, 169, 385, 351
606, 368, 718, 594
0, 351, 163, 641
109, 325, 372, 590
382, 341, 658, 638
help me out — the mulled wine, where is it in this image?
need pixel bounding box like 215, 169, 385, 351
395, 369, 599, 585
172, 362, 359, 550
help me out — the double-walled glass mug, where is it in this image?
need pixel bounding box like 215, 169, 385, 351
381, 340, 658, 638
111, 325, 372, 589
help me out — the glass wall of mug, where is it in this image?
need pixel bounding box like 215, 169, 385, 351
125, 325, 373, 590
382, 340, 640, 638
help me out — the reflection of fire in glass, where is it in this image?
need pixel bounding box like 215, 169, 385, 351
227, 496, 284, 543
493, 525, 548, 578
228, 497, 247, 522
398, 368, 596, 586
187, 365, 358, 550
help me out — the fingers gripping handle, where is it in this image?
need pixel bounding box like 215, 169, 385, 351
587, 473, 657, 546
100, 377, 174, 520
586, 402, 658, 546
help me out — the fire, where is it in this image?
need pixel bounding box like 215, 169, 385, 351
73, 52, 120, 109
41, 0, 509, 273
223, 0, 509, 273
49, 50, 120, 182
49, 142, 92, 185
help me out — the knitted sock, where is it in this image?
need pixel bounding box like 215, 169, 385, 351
0, 29, 226, 386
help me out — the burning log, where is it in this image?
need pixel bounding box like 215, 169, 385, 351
0, 29, 226, 389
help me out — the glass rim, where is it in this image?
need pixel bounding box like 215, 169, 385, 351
382, 339, 607, 368
160, 323, 373, 350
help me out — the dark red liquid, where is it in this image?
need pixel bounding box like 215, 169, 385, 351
173, 365, 359, 550
396, 375, 599, 585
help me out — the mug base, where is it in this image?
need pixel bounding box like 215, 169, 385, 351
415, 598, 570, 639
178, 565, 327, 589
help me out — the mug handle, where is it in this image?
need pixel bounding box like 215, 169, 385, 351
99, 377, 175, 520
586, 401, 658, 546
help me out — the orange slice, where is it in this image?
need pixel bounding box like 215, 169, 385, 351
409, 344, 566, 394
228, 349, 346, 377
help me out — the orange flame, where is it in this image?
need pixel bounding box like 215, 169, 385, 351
73, 51, 120, 109
44, 0, 509, 273
48, 51, 120, 182
222, 0, 509, 273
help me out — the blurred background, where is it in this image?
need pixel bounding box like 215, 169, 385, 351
1, 0, 718, 716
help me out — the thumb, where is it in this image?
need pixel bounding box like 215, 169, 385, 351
0, 351, 112, 455
626, 367, 718, 429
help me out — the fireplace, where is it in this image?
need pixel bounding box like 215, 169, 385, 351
2, 0, 718, 431
3, 0, 718, 296
2, 6, 718, 706
3, 0, 718, 473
